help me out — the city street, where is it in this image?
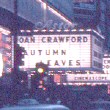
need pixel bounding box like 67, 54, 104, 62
0, 0, 110, 110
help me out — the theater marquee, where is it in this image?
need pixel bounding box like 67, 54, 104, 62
17, 30, 104, 71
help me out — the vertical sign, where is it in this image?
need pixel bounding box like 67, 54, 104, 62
0, 27, 12, 76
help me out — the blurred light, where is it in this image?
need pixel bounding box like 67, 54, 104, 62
92, 30, 105, 39
20, 30, 25, 32
108, 85, 110, 94
56, 30, 61, 32
38, 67, 44, 73
26, 30, 31, 32
41, 29, 47, 32
49, 30, 54, 32
0, 27, 10, 35
64, 29, 69, 32
56, 83, 61, 85
42, 2, 47, 10
71, 29, 77, 32
33, 30, 39, 32
38, 85, 43, 88
39, 80, 43, 84
86, 29, 92, 31
79, 29, 84, 31
43, 87, 46, 90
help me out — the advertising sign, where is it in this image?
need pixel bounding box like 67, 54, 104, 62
67, 74, 110, 82
103, 57, 110, 74
18, 34, 91, 69
0, 27, 12, 76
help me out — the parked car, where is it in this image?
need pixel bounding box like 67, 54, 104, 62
0, 104, 70, 110
0, 98, 70, 110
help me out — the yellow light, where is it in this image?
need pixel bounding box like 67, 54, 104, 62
38, 68, 44, 73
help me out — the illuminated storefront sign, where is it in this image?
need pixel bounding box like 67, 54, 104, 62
17, 30, 104, 71
0, 26, 12, 76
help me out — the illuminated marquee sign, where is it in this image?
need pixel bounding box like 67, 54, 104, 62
103, 56, 110, 74
18, 34, 91, 69
17, 30, 104, 71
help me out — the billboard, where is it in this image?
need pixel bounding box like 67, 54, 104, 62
0, 27, 13, 76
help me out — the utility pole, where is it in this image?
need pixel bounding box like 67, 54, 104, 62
13, 0, 18, 71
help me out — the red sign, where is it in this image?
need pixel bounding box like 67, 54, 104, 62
54, 74, 61, 83
108, 85, 110, 94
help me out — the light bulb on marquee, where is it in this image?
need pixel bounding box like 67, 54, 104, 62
37, 67, 44, 74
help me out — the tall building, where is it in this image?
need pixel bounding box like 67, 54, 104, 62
99, 0, 110, 49
72, 0, 100, 28
72, 0, 110, 50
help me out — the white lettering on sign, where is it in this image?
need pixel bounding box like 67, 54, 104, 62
41, 36, 88, 43
67, 74, 110, 81
103, 57, 110, 73
18, 36, 88, 43
18, 37, 35, 43
17, 34, 91, 69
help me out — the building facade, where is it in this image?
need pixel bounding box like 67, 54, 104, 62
0, 0, 110, 85
99, 0, 110, 49
72, 0, 99, 28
